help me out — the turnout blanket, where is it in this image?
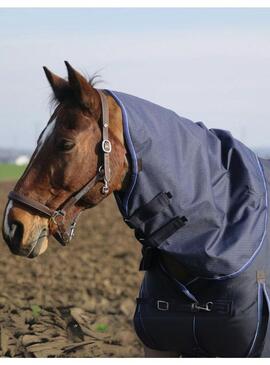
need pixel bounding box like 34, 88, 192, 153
109, 90, 267, 279
107, 90, 270, 357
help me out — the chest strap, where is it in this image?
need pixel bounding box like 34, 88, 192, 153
124, 191, 173, 229
136, 297, 232, 315
137, 215, 187, 270
122, 191, 187, 271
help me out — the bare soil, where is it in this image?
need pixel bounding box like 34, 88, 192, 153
0, 182, 144, 357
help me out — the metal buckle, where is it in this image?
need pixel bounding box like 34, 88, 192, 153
98, 166, 110, 194
102, 179, 109, 194
69, 221, 77, 240
102, 139, 112, 153
102, 186, 109, 194
192, 301, 213, 312
50, 210, 65, 225
157, 300, 169, 311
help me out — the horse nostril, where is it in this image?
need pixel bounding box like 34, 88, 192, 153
9, 221, 24, 249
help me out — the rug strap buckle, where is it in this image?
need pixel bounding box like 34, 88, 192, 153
192, 301, 213, 312
157, 300, 169, 311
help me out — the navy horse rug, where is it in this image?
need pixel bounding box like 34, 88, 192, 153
107, 90, 270, 357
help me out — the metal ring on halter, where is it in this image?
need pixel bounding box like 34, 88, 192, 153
102, 180, 109, 195
50, 210, 65, 225
102, 139, 112, 153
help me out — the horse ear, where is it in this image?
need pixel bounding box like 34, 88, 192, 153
64, 61, 98, 111
43, 66, 69, 102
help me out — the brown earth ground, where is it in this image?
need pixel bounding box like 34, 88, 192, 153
0, 181, 144, 357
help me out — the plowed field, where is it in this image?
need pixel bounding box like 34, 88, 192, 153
0, 181, 144, 357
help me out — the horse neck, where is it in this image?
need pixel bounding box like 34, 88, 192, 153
107, 94, 124, 145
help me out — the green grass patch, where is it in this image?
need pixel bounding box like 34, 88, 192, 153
0, 164, 26, 182
96, 323, 108, 332
31, 304, 42, 319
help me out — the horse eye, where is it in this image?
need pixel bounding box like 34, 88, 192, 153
56, 139, 75, 151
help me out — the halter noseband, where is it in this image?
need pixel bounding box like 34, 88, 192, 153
8, 89, 112, 246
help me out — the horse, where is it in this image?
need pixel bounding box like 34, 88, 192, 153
2, 61, 270, 357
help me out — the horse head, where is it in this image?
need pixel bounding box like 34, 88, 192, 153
2, 62, 128, 258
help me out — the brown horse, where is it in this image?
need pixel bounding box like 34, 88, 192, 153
1, 62, 180, 357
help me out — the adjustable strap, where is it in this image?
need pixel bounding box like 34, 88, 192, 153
137, 215, 187, 271
8, 191, 54, 218
9, 170, 104, 218
96, 89, 111, 194
136, 297, 232, 315
124, 192, 172, 229
139, 246, 159, 271
60, 170, 104, 211
122, 189, 187, 271
136, 215, 187, 247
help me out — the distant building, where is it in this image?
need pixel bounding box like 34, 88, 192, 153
15, 155, 30, 166
0, 148, 32, 163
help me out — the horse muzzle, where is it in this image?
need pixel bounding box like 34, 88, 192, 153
2, 201, 49, 258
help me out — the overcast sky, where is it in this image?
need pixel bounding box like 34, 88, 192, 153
1, 8, 270, 151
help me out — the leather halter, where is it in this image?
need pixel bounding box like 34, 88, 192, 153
8, 89, 112, 246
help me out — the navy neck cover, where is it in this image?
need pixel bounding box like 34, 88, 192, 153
107, 90, 268, 279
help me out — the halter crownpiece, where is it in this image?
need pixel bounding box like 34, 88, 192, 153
8, 89, 112, 246
96, 89, 111, 194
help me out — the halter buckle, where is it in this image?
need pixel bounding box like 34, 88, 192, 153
102, 139, 112, 153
